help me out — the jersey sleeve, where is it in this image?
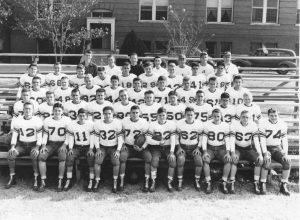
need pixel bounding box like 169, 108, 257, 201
35, 117, 43, 146
201, 123, 208, 151
66, 123, 75, 149
42, 119, 49, 145
116, 120, 124, 151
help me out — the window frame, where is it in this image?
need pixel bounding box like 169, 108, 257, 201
139, 0, 168, 22
296, 0, 300, 26
206, 0, 234, 24
251, 0, 279, 25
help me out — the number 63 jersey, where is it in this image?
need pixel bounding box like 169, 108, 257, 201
258, 118, 287, 146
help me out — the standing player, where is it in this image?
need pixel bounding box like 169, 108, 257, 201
175, 54, 192, 77
176, 107, 203, 191
226, 75, 250, 106
39, 91, 56, 120
151, 76, 172, 105
202, 77, 223, 107
129, 52, 144, 77
6, 102, 43, 190
202, 108, 231, 194
54, 76, 72, 103
127, 78, 146, 105
93, 66, 111, 88
93, 106, 123, 193
19, 63, 45, 89
64, 108, 95, 191
229, 110, 264, 194
212, 92, 236, 124
64, 88, 88, 121
120, 105, 150, 191
166, 62, 183, 89
79, 74, 100, 102
38, 103, 70, 192
145, 107, 176, 192
104, 55, 122, 76
152, 56, 168, 76
113, 89, 135, 120
69, 64, 86, 88
45, 62, 66, 92
198, 52, 214, 77
235, 92, 261, 123
189, 90, 213, 123
119, 62, 136, 89
105, 75, 123, 103
208, 62, 231, 90
223, 51, 239, 81
176, 76, 196, 105
164, 91, 186, 122
190, 62, 207, 89
139, 90, 162, 122
139, 61, 158, 89
259, 108, 291, 195
80, 50, 98, 77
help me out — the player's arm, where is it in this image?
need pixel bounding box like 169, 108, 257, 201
229, 125, 236, 153
281, 123, 289, 155
201, 126, 208, 151
35, 120, 43, 147
94, 126, 100, 150
169, 129, 176, 153
253, 130, 262, 155
116, 123, 124, 152
258, 124, 268, 157
41, 122, 49, 147
89, 128, 95, 150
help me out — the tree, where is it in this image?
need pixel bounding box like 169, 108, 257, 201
162, 5, 214, 57
12, 0, 107, 62
120, 30, 148, 56
0, 0, 14, 26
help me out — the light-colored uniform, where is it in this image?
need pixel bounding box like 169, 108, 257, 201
152, 87, 172, 105
146, 120, 176, 146
113, 101, 135, 120
166, 75, 183, 89
119, 74, 136, 89
122, 117, 149, 145
19, 73, 45, 88
235, 103, 261, 122
104, 65, 122, 76
190, 74, 207, 89
175, 65, 192, 77
139, 73, 158, 89
45, 72, 67, 92
38, 102, 54, 120
202, 87, 223, 107
54, 87, 72, 103
13, 100, 39, 118
93, 76, 111, 88
176, 119, 203, 146
64, 100, 88, 120
198, 64, 215, 77
164, 103, 186, 121
189, 103, 213, 122
105, 86, 123, 103
213, 104, 236, 124
69, 75, 85, 88
79, 85, 100, 102
87, 100, 113, 122
202, 121, 230, 148
176, 87, 197, 105
139, 102, 162, 122
42, 116, 70, 144
226, 87, 250, 106
128, 88, 146, 105
67, 120, 94, 149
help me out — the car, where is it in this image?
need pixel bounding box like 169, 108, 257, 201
232, 48, 297, 74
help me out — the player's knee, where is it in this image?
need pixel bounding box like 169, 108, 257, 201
231, 156, 239, 165
87, 157, 94, 167
38, 153, 47, 162
142, 151, 152, 163
66, 156, 75, 166
119, 151, 128, 163
168, 159, 176, 168
177, 155, 185, 167
282, 161, 291, 170
95, 155, 104, 165
151, 156, 160, 168
58, 152, 67, 162
111, 157, 120, 166
263, 162, 271, 170
194, 155, 203, 167
30, 151, 38, 160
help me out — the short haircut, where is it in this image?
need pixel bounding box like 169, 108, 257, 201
110, 75, 119, 81
96, 88, 106, 94
243, 92, 253, 100
53, 102, 64, 110
268, 108, 278, 115
183, 76, 190, 82
233, 75, 243, 81
119, 89, 128, 95
76, 64, 85, 70
84, 74, 93, 80
28, 63, 38, 68
196, 89, 205, 95
144, 90, 154, 96
46, 91, 54, 96
154, 56, 161, 61
158, 75, 167, 82
84, 49, 92, 55
123, 61, 131, 67
78, 108, 87, 114
240, 110, 249, 116
221, 92, 230, 99
32, 76, 41, 81
97, 66, 105, 72
71, 88, 80, 94
143, 61, 152, 68
131, 105, 140, 111
212, 108, 221, 115
200, 52, 208, 57
23, 101, 33, 108
157, 107, 166, 114
61, 76, 69, 81
217, 61, 225, 67
133, 77, 141, 83
191, 62, 199, 68
21, 88, 31, 94
129, 52, 137, 57
168, 90, 178, 97
208, 76, 217, 82
107, 54, 115, 59
103, 106, 114, 113
185, 107, 194, 114
168, 62, 176, 67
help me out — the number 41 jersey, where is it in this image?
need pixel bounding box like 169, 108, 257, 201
259, 118, 287, 146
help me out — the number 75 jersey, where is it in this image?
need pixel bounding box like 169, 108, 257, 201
259, 118, 287, 146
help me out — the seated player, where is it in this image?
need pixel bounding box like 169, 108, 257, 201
45, 62, 67, 92
202, 108, 231, 194
174, 54, 192, 77
198, 52, 214, 77
190, 62, 207, 89
128, 78, 146, 105
79, 74, 99, 102
64, 88, 88, 121
13, 88, 39, 118
119, 62, 136, 89
226, 75, 250, 106
259, 108, 291, 196
152, 56, 168, 76
19, 63, 45, 89
120, 105, 150, 191
212, 92, 236, 124
151, 76, 171, 105
38, 103, 70, 192
229, 110, 264, 194
207, 62, 231, 90
202, 76, 223, 107
39, 91, 56, 120
104, 55, 122, 76
93, 66, 111, 88
145, 107, 176, 192
54, 76, 72, 103
176, 107, 203, 191
69, 64, 86, 88
6, 102, 43, 190
164, 91, 186, 121
235, 92, 261, 124
93, 106, 123, 193
139, 90, 162, 122
113, 89, 135, 120
64, 108, 95, 191
189, 90, 212, 122
176, 76, 197, 105
139, 61, 158, 89
105, 75, 123, 103
166, 62, 183, 89
87, 88, 112, 122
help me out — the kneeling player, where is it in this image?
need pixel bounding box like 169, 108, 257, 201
64, 108, 95, 191
93, 106, 123, 193
259, 108, 291, 196
120, 105, 150, 191
38, 103, 70, 192
176, 107, 203, 191
202, 108, 231, 194
229, 110, 264, 194
145, 107, 176, 192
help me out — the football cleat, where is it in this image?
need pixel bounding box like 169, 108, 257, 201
205, 181, 212, 194
254, 182, 260, 195
260, 182, 267, 195
112, 179, 118, 193
87, 179, 93, 192
38, 180, 46, 192
194, 179, 201, 192
229, 181, 235, 194
93, 180, 100, 192
63, 179, 71, 191
5, 175, 16, 189
167, 179, 174, 193
142, 178, 149, 193
221, 181, 228, 194
149, 179, 156, 193
57, 179, 63, 192
33, 179, 39, 191
280, 182, 290, 196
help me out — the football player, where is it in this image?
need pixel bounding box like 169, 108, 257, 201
176, 76, 197, 105
139, 61, 158, 89
6, 102, 43, 190
93, 66, 111, 88
105, 75, 123, 103
45, 62, 66, 92
166, 62, 183, 89
54, 76, 72, 103
202, 108, 231, 194
176, 107, 203, 191
64, 88, 88, 121
79, 74, 99, 102
151, 76, 171, 105
145, 107, 176, 192
113, 89, 135, 120
93, 106, 123, 193
235, 92, 261, 123
207, 62, 231, 90
212, 92, 236, 124
174, 54, 192, 77
259, 108, 291, 196
69, 64, 86, 88
164, 91, 186, 121
226, 75, 250, 105
127, 78, 146, 105
119, 62, 136, 89
152, 56, 168, 76
19, 63, 45, 89
190, 62, 207, 89
38, 103, 70, 192
38, 91, 56, 120
189, 90, 213, 122
198, 52, 214, 77
13, 88, 39, 118
104, 55, 122, 76
139, 90, 162, 122
202, 76, 223, 107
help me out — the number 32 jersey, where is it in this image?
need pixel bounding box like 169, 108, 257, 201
94, 119, 123, 147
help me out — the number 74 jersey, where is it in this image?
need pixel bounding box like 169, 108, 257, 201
259, 118, 287, 146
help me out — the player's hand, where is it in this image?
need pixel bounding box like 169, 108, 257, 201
68, 149, 73, 156
168, 152, 176, 162
263, 153, 271, 165
176, 146, 184, 156
40, 146, 48, 154
58, 145, 67, 153
121, 144, 127, 151
31, 147, 40, 158
224, 151, 231, 163
282, 154, 291, 163
113, 150, 120, 159
231, 152, 239, 164
95, 148, 102, 157
8, 147, 17, 157
256, 154, 263, 165
87, 149, 94, 157
202, 151, 210, 163
192, 148, 201, 156
133, 145, 142, 152
159, 139, 165, 146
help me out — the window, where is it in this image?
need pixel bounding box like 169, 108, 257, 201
92, 9, 113, 18
143, 40, 152, 52
297, 0, 300, 24
140, 0, 169, 21
207, 0, 233, 23
221, 42, 232, 55
295, 44, 299, 55
252, 0, 279, 24
205, 42, 217, 58
155, 41, 168, 53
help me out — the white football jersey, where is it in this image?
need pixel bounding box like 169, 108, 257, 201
54, 87, 72, 103
113, 101, 135, 119
226, 87, 250, 106
104, 65, 122, 76
64, 100, 88, 120
164, 103, 186, 121
139, 73, 158, 89
230, 121, 259, 148
152, 87, 172, 105
79, 85, 99, 102
166, 75, 183, 89
190, 74, 207, 89
259, 118, 287, 147
189, 103, 213, 122
198, 63, 215, 77
235, 103, 261, 122
176, 87, 197, 105
45, 72, 67, 92
224, 63, 239, 81
147, 120, 176, 146
127, 88, 146, 105
42, 116, 70, 144
69, 75, 85, 88
206, 73, 231, 90
93, 76, 111, 88
122, 117, 149, 145
152, 67, 168, 76
38, 102, 54, 120
202, 121, 230, 147
105, 86, 122, 103
139, 102, 162, 122
13, 100, 39, 118
213, 104, 236, 124
94, 119, 123, 147
119, 74, 136, 89
175, 65, 192, 77
177, 119, 203, 146
87, 100, 113, 121
30, 88, 47, 104
19, 73, 45, 88
67, 120, 94, 147
202, 87, 222, 107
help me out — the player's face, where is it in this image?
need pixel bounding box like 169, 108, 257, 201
243, 95, 252, 105
54, 64, 62, 73
144, 66, 152, 74
53, 107, 63, 119
240, 112, 249, 125
107, 57, 115, 65
233, 79, 242, 89
103, 110, 113, 121
29, 66, 38, 75
61, 79, 69, 88
96, 91, 105, 102
220, 98, 229, 107
224, 55, 231, 63
22, 91, 31, 102
212, 112, 222, 123
208, 80, 217, 90
216, 66, 224, 74
84, 77, 93, 86
47, 93, 55, 104
169, 95, 177, 105
196, 92, 205, 103
154, 58, 161, 67
268, 112, 278, 123
183, 80, 190, 90
85, 53, 92, 63
157, 112, 166, 123
130, 55, 138, 65
32, 79, 41, 90
72, 91, 80, 102
133, 80, 142, 90
122, 65, 130, 75
144, 93, 154, 104
178, 57, 186, 66
200, 55, 208, 63
185, 111, 194, 123
77, 68, 85, 78
168, 65, 175, 74
98, 71, 106, 79
120, 91, 128, 102
157, 80, 165, 89
130, 109, 140, 121
23, 104, 33, 118
192, 66, 199, 75
77, 112, 86, 122
111, 79, 119, 88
